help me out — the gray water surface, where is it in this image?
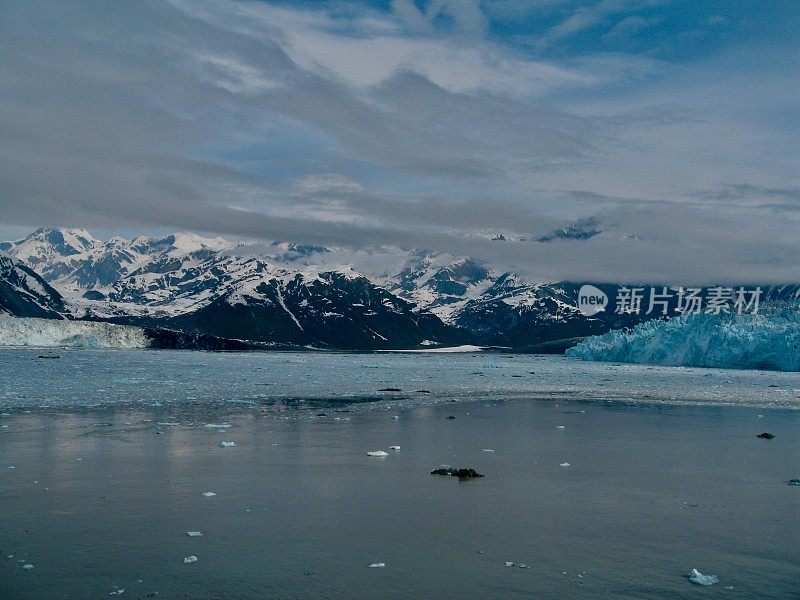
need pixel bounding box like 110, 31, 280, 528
1, 350, 799, 598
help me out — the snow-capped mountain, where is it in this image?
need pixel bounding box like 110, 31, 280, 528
1, 229, 465, 349
0, 255, 66, 319
5, 228, 797, 350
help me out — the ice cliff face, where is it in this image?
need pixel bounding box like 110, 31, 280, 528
566, 306, 800, 372
0, 316, 150, 349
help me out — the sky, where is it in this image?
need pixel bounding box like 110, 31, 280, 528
1, 0, 798, 284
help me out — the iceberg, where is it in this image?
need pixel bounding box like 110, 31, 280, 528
687, 568, 718, 585
0, 316, 149, 349
566, 304, 800, 372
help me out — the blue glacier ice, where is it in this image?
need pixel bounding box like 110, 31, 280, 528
566, 304, 800, 372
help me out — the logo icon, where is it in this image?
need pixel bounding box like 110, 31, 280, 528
577, 285, 608, 316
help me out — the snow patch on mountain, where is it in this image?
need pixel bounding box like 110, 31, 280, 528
0, 316, 149, 348
566, 305, 800, 372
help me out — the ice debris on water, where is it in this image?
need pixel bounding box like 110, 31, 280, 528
504, 561, 530, 569
22, 564, 33, 570
184, 555, 198, 563
389, 446, 400, 451
205, 424, 231, 429
187, 531, 203, 537
556, 426, 565, 429
202, 492, 216, 497
482, 448, 495, 452
560, 463, 570, 467
688, 569, 718, 585
368, 563, 386, 568
787, 479, 800, 486
110, 589, 125, 595
219, 441, 236, 447
366, 451, 388, 457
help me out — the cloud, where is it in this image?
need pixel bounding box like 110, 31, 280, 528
0, 0, 798, 284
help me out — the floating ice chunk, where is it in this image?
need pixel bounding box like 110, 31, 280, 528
183, 556, 198, 564
368, 562, 386, 568
110, 589, 125, 595
390, 416, 399, 420
202, 492, 216, 497
560, 462, 570, 467
7, 466, 15, 469
504, 561, 530, 569
157, 422, 180, 427
22, 564, 33, 570
556, 426, 565, 429
688, 569, 718, 585
204, 424, 231, 429
389, 446, 400, 451
482, 449, 495, 452
366, 451, 389, 457
187, 531, 203, 537
219, 441, 236, 448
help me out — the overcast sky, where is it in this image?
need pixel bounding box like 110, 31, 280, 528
1, 0, 798, 284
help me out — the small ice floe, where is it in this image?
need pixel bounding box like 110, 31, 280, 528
390, 416, 399, 420
556, 426, 565, 429
366, 451, 389, 457
389, 446, 401, 451
482, 448, 495, 452
560, 462, 570, 467
504, 561, 530, 569
110, 588, 125, 595
183, 556, 198, 564
202, 492, 217, 497
156, 422, 180, 427
688, 568, 718, 586
219, 441, 236, 448
7, 466, 15, 469
368, 562, 386, 568
22, 564, 33, 570
204, 424, 231, 429
187, 531, 203, 537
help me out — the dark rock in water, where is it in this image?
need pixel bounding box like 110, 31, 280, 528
757, 432, 775, 439
415, 390, 431, 394
430, 467, 484, 479
37, 355, 60, 359
315, 412, 327, 417
787, 479, 800, 486
768, 384, 779, 388
378, 388, 402, 392
447, 415, 456, 419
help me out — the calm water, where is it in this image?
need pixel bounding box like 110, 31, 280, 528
1, 349, 799, 413
1, 350, 799, 599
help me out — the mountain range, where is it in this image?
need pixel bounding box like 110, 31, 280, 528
1, 228, 797, 350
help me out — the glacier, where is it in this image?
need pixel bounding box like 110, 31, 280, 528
0, 316, 149, 349
566, 304, 800, 372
